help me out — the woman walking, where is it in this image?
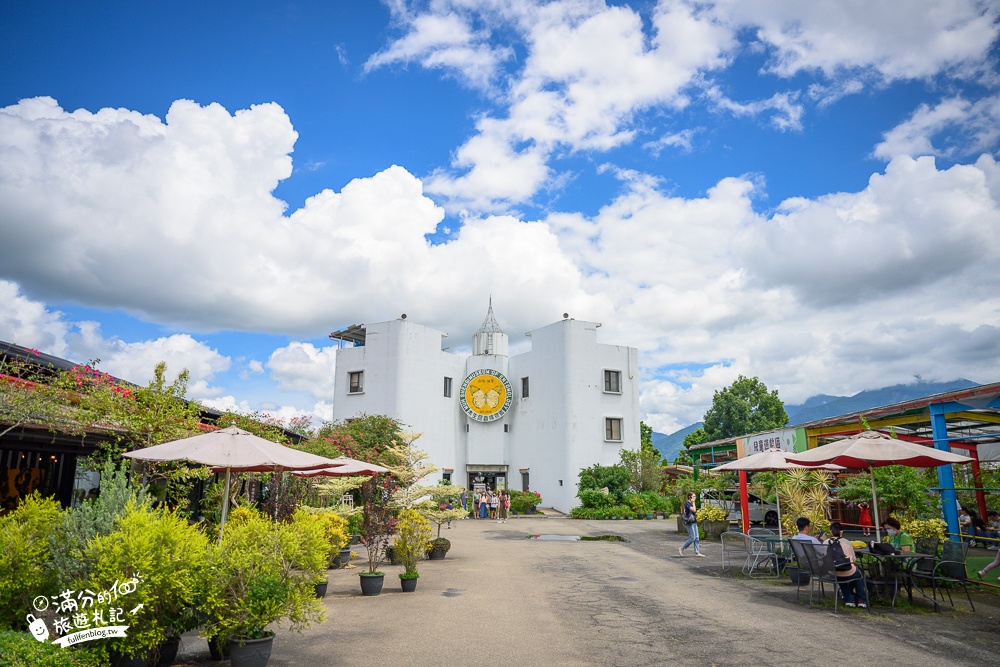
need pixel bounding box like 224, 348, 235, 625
679, 492, 705, 557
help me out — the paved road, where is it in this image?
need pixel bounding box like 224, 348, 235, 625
176, 517, 999, 666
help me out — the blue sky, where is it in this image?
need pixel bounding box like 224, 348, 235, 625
2, 1, 999, 433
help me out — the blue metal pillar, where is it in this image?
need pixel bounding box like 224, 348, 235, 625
930, 403, 959, 541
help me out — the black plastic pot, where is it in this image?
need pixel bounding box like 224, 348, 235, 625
151, 636, 180, 667
229, 634, 274, 667
400, 576, 418, 592
314, 578, 329, 598
359, 572, 385, 596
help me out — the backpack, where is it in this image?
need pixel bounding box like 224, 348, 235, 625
827, 538, 853, 571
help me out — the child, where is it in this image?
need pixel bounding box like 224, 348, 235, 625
858, 502, 871, 537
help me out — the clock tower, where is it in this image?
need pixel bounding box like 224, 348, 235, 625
463, 300, 510, 492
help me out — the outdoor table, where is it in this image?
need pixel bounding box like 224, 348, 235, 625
762, 537, 791, 574
858, 550, 936, 608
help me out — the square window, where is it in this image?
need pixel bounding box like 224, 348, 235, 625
348, 371, 364, 394
443, 376, 453, 398
604, 369, 622, 393
521, 376, 529, 398
605, 417, 622, 442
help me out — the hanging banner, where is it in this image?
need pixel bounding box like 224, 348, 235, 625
738, 428, 806, 457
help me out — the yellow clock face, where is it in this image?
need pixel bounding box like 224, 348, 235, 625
459, 369, 512, 422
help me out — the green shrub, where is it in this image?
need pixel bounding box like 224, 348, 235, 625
294, 507, 349, 565
49, 461, 150, 590
577, 464, 631, 503
0, 492, 62, 630
204, 508, 324, 642
509, 490, 542, 513
696, 506, 728, 523
288, 508, 330, 584
578, 489, 614, 509
0, 630, 104, 667
394, 509, 433, 577
83, 500, 211, 659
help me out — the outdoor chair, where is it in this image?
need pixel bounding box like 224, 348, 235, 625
800, 541, 841, 612
913, 537, 940, 558
721, 531, 751, 573
908, 537, 942, 593
915, 540, 975, 612
744, 535, 781, 577
789, 539, 813, 602
748, 527, 777, 537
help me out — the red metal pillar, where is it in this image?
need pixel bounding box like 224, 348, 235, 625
739, 470, 750, 534
970, 447, 988, 521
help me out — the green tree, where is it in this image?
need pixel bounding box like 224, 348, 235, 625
619, 447, 663, 493
675, 428, 709, 465
702, 375, 788, 440
639, 422, 661, 461
577, 463, 632, 503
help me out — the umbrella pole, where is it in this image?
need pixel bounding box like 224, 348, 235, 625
776, 494, 784, 542
869, 468, 882, 542
219, 467, 232, 544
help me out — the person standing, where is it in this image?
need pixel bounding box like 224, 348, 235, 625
480, 490, 489, 519
858, 502, 872, 537
459, 489, 468, 518
497, 489, 509, 523
679, 492, 705, 557
473, 491, 480, 519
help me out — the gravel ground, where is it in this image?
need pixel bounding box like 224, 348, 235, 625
174, 516, 1000, 667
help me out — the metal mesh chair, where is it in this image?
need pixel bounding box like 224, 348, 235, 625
800, 541, 841, 612
721, 531, 751, 573
923, 540, 974, 612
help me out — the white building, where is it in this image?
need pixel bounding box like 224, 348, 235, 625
329, 305, 640, 512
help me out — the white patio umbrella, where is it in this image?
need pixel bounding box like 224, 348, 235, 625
785, 430, 972, 541
713, 448, 843, 540
123, 426, 340, 540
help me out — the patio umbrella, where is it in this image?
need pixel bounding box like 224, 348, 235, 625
290, 457, 390, 477
713, 448, 843, 540
785, 430, 972, 541
123, 426, 340, 540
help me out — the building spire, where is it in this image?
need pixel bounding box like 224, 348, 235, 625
477, 296, 504, 334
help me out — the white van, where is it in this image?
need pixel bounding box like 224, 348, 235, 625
702, 489, 779, 525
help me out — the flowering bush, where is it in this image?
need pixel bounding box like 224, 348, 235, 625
509, 490, 542, 514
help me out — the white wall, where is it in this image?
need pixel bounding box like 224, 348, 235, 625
332, 316, 639, 513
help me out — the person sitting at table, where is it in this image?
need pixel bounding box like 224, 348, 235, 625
881, 517, 913, 553
826, 521, 868, 609
791, 517, 823, 544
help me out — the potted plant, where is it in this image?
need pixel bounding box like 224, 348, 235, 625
358, 477, 396, 596
696, 506, 730, 539
82, 501, 211, 667
417, 487, 468, 559
291, 508, 340, 598
204, 509, 324, 667
394, 509, 432, 592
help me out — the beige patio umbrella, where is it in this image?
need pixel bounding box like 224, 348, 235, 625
291, 457, 390, 477
123, 426, 340, 540
785, 430, 972, 541
714, 448, 844, 540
